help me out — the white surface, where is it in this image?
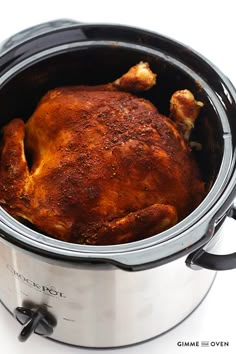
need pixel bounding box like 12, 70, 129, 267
0, 1, 236, 353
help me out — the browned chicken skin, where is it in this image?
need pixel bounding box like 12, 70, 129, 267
0, 63, 205, 245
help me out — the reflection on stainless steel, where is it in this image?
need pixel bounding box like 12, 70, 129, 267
0, 235, 218, 347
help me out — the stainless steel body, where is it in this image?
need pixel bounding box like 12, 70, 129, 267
1, 20, 236, 347
0, 233, 220, 347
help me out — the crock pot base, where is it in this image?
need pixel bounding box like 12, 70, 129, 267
0, 273, 216, 348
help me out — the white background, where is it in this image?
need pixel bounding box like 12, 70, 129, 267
0, 1, 236, 353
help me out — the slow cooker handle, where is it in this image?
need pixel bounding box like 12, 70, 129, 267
0, 19, 79, 56
186, 208, 236, 271
186, 248, 236, 270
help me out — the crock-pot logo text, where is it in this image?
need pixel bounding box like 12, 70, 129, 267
7, 265, 66, 298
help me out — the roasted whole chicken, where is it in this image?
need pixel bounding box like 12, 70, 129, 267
0, 62, 205, 245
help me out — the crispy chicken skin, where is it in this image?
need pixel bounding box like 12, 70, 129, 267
0, 63, 205, 245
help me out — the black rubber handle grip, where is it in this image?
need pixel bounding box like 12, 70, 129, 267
186, 248, 236, 270
186, 207, 236, 271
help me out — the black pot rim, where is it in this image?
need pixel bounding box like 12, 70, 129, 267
0, 21, 236, 270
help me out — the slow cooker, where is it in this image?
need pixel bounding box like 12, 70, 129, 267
0, 19, 236, 348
